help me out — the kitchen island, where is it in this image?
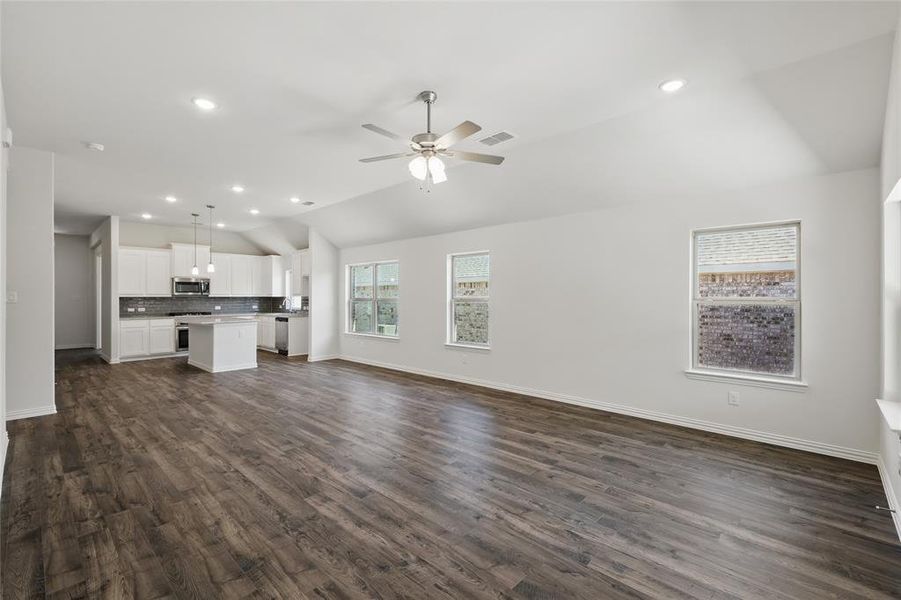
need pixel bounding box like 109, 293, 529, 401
181, 316, 258, 373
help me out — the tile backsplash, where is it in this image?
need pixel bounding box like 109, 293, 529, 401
120, 296, 286, 316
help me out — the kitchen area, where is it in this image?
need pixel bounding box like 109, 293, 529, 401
118, 240, 313, 372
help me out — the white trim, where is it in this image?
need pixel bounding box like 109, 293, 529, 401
119, 352, 187, 363
0, 429, 8, 501
876, 455, 901, 541
339, 354, 876, 464
308, 353, 340, 362
684, 369, 808, 392
344, 332, 400, 341
187, 359, 257, 373
444, 342, 490, 351
98, 351, 119, 365
6, 405, 57, 421
55, 343, 95, 350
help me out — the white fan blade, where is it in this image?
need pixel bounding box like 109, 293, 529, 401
435, 121, 481, 149
359, 152, 414, 163
445, 150, 504, 165
362, 123, 408, 143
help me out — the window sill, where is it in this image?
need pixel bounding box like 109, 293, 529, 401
343, 332, 400, 341
445, 342, 490, 352
684, 369, 807, 392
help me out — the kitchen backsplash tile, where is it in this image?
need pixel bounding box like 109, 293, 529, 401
120, 296, 286, 317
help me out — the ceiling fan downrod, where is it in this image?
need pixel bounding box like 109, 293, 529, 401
417, 90, 437, 134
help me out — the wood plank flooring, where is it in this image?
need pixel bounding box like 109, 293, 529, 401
2, 349, 899, 599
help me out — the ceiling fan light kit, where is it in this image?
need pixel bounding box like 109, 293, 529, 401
360, 90, 505, 187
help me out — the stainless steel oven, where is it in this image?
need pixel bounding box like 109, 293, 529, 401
172, 277, 210, 296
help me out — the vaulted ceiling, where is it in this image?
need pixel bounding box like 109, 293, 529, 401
3, 1, 896, 247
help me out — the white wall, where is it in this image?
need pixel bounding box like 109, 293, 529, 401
90, 216, 119, 363
54, 234, 94, 349
0, 7, 9, 480
309, 228, 338, 361
879, 16, 901, 538
6, 146, 55, 420
119, 221, 264, 254
340, 168, 881, 458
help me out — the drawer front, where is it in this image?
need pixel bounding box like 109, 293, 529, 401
149, 318, 175, 329
120, 319, 149, 329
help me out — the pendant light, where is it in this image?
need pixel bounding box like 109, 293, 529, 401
206, 204, 216, 273
190, 213, 200, 276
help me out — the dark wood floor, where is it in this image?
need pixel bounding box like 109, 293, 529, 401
1, 350, 899, 599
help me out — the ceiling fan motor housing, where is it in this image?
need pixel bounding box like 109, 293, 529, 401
412, 132, 438, 148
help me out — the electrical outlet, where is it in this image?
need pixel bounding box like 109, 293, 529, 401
6, 291, 17, 303
127, 307, 135, 313
214, 305, 221, 311
137, 307, 145, 312
252, 304, 258, 310
728, 391, 740, 406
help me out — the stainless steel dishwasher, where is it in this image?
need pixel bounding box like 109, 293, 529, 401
275, 317, 289, 355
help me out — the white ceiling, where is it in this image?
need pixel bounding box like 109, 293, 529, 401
2, 1, 897, 246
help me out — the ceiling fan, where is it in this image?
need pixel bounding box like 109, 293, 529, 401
359, 90, 505, 185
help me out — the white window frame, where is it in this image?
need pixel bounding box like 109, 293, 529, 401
687, 220, 805, 390
346, 260, 399, 339
447, 251, 490, 350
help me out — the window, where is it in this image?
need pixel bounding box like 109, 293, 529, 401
347, 261, 398, 337
691, 222, 800, 381
449, 252, 490, 347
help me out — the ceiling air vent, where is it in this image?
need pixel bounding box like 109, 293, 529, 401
479, 131, 515, 146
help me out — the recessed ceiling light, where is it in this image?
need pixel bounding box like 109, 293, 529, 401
249, 208, 260, 215
231, 185, 245, 193
658, 79, 686, 93
192, 97, 217, 111
216, 222, 225, 228
83, 141, 105, 152
141, 213, 152, 220
164, 195, 177, 203
290, 196, 300, 204
302, 200, 315, 206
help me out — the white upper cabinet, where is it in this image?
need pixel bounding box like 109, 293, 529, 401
230, 254, 254, 296
118, 248, 171, 297
118, 249, 146, 296
170, 243, 210, 279
145, 250, 172, 296
255, 255, 284, 297
291, 249, 311, 280
209, 253, 231, 296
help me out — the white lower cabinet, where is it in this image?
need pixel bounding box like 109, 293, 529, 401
257, 317, 276, 349
120, 319, 176, 359
149, 319, 176, 354
120, 320, 150, 358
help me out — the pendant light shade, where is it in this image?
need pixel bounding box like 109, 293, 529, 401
206, 204, 216, 273
191, 213, 200, 275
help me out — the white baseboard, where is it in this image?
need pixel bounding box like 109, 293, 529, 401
55, 343, 95, 350
876, 456, 901, 541
6, 405, 57, 421
187, 359, 257, 373
0, 428, 8, 501
309, 353, 340, 362
119, 352, 187, 363
339, 354, 878, 465
98, 351, 119, 365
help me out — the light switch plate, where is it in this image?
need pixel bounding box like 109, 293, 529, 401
127, 307, 135, 312
137, 307, 146, 312
6, 291, 17, 303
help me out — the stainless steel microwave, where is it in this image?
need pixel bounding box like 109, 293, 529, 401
172, 277, 210, 296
